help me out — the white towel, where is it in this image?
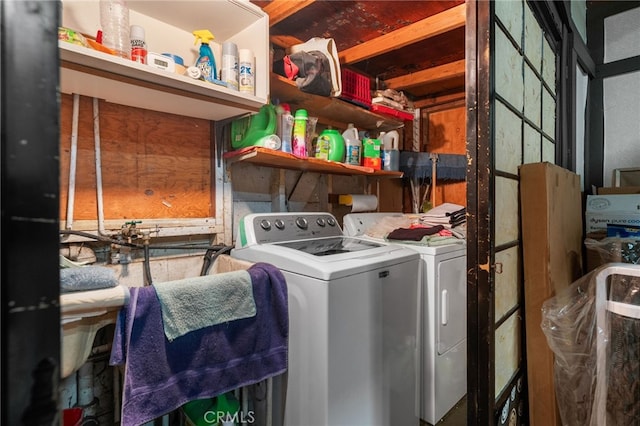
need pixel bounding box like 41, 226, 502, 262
154, 270, 256, 341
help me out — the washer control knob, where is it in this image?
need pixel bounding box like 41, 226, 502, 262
316, 218, 326, 227
327, 217, 336, 227
259, 219, 271, 231
295, 217, 308, 229
274, 219, 285, 230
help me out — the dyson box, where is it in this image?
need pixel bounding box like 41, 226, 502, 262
585, 194, 640, 233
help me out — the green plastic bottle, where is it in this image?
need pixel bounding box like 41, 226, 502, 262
212, 392, 240, 426
315, 129, 345, 162
193, 30, 218, 84
183, 397, 214, 426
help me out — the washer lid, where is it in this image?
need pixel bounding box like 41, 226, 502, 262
275, 236, 383, 256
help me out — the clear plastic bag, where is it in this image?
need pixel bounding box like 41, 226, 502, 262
541, 265, 640, 426
585, 237, 640, 265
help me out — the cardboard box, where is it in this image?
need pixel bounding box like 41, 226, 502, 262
520, 162, 584, 426
597, 186, 640, 195
585, 194, 640, 233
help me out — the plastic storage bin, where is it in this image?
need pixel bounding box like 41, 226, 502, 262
340, 68, 371, 108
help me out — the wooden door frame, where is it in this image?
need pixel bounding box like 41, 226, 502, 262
466, 0, 493, 423
466, 1, 578, 424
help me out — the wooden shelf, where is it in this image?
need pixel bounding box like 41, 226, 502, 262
224, 146, 403, 178
270, 73, 407, 132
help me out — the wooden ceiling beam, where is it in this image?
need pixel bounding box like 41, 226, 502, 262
385, 59, 466, 90
270, 34, 305, 50
338, 3, 466, 64
263, 0, 316, 27
414, 92, 465, 109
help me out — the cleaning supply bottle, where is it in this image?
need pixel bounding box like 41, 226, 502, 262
129, 24, 147, 64
221, 41, 239, 90
183, 397, 214, 426
211, 392, 240, 426
292, 109, 308, 157
315, 129, 345, 162
382, 130, 400, 171
342, 123, 361, 166
238, 48, 255, 95
193, 30, 218, 84
278, 104, 293, 153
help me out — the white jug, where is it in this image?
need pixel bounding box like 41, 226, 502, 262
382, 130, 400, 171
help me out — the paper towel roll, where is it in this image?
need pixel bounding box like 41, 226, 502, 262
339, 194, 378, 212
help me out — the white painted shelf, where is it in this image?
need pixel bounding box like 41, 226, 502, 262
60, 0, 269, 121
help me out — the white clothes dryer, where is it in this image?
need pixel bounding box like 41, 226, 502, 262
343, 212, 467, 425
232, 212, 420, 426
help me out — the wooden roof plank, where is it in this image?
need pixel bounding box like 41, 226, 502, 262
339, 3, 466, 64
385, 59, 466, 90
263, 0, 316, 27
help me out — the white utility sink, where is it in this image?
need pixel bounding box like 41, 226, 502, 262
60, 285, 130, 378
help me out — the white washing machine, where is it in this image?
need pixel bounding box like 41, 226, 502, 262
343, 212, 467, 425
232, 212, 420, 426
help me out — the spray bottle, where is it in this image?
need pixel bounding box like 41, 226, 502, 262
193, 30, 218, 84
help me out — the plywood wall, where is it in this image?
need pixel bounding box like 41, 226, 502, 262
424, 104, 467, 207
59, 94, 213, 222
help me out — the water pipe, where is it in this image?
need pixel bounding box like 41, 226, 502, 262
93, 97, 109, 236
66, 93, 80, 230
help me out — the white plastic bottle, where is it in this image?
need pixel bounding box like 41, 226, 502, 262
343, 123, 362, 166
382, 130, 400, 171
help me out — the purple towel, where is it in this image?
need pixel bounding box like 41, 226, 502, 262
110, 263, 288, 426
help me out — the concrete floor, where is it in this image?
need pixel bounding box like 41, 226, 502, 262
422, 396, 467, 426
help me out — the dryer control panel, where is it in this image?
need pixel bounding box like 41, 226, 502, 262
243, 212, 343, 244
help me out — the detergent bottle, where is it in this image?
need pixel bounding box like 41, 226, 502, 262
382, 130, 400, 171
342, 123, 361, 166
212, 391, 240, 426
315, 129, 344, 162
193, 30, 218, 84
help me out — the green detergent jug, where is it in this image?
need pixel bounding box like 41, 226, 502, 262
315, 129, 345, 162
183, 392, 240, 426
231, 104, 277, 149
183, 397, 214, 426
211, 392, 240, 426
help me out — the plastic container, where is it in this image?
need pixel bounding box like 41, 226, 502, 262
130, 25, 147, 64
362, 138, 382, 170
162, 53, 186, 74
256, 134, 281, 150
230, 104, 277, 149
292, 109, 308, 157
315, 129, 345, 162
306, 116, 318, 156
278, 104, 293, 153
100, 0, 130, 58
342, 123, 361, 166
214, 392, 240, 426
340, 68, 371, 108
193, 30, 217, 84
221, 41, 239, 91
239, 49, 255, 95
381, 130, 400, 171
